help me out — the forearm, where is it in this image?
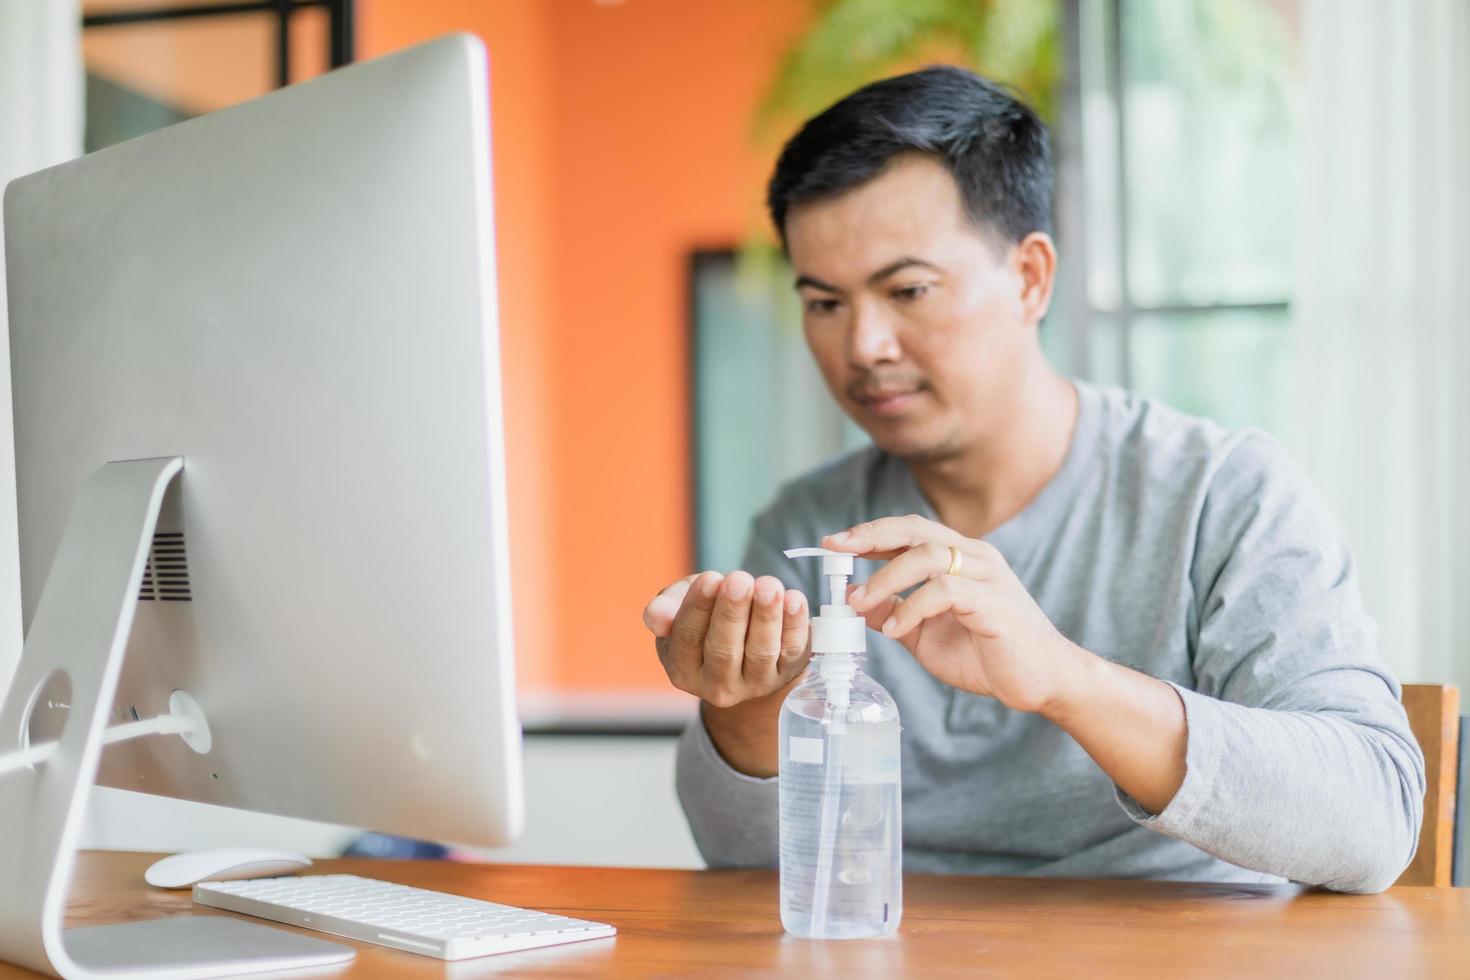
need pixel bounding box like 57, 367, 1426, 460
1043, 643, 1423, 892
675, 713, 779, 868
1042, 641, 1188, 815
675, 677, 803, 867
701, 676, 800, 778
1128, 685, 1421, 891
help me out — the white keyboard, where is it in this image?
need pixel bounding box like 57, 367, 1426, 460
194, 874, 616, 961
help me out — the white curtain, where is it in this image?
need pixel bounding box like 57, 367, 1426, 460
0, 1, 83, 696
1290, 0, 1470, 693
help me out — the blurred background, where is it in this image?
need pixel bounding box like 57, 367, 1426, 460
1, 0, 1466, 868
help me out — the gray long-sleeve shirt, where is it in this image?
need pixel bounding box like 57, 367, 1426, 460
676, 380, 1424, 893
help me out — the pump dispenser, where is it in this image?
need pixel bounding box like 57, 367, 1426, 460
778, 547, 902, 939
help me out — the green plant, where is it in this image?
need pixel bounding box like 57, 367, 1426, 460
755, 0, 1062, 144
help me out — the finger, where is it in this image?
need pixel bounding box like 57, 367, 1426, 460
742, 576, 785, 685
643, 574, 700, 636
777, 590, 811, 677
701, 571, 755, 690
850, 541, 974, 613
822, 513, 964, 558
645, 595, 679, 636
663, 572, 723, 676
879, 576, 988, 640
849, 582, 902, 635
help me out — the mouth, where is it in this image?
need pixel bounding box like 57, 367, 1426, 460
853, 387, 925, 418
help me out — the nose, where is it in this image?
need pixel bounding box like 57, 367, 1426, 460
846, 301, 902, 368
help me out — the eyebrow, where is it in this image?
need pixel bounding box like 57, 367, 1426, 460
793, 256, 942, 293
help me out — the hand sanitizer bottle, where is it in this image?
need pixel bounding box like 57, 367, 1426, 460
778, 547, 902, 939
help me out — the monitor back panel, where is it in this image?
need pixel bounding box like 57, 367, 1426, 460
3, 35, 522, 848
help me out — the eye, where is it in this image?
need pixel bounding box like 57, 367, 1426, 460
892, 284, 930, 303
805, 297, 841, 315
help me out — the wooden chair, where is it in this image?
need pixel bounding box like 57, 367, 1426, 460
1396, 684, 1460, 886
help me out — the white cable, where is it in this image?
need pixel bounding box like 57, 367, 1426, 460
0, 713, 196, 779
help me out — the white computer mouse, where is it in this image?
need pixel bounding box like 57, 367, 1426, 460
144, 846, 313, 889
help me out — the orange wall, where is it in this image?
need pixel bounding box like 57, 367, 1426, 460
543, 0, 806, 691
362, 0, 808, 694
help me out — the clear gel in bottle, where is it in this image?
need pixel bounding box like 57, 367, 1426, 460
778, 547, 902, 939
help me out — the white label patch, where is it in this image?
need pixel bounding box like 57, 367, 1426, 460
789, 736, 824, 764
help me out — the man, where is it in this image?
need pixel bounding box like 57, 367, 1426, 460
641, 67, 1423, 892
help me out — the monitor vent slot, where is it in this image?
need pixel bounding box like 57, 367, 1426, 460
139, 531, 192, 602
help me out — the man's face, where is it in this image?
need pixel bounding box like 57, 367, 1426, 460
784, 153, 1044, 461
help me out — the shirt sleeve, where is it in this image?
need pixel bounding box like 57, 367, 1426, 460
1114, 432, 1426, 893
674, 505, 817, 868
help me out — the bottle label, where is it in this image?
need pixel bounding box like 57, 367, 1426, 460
788, 736, 824, 764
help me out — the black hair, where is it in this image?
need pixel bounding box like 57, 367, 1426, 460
766, 65, 1052, 248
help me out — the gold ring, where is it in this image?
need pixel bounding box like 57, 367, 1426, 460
946, 545, 963, 577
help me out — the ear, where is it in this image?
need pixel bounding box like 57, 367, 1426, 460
1013, 232, 1057, 328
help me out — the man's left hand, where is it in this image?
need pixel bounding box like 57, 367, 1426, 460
823, 515, 1087, 714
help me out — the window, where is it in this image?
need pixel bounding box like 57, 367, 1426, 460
82, 0, 354, 152
1061, 0, 1300, 432
691, 251, 866, 573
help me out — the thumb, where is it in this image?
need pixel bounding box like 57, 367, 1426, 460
643, 577, 695, 637
642, 593, 682, 637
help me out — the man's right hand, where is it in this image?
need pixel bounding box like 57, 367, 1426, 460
643, 570, 811, 706
642, 571, 811, 776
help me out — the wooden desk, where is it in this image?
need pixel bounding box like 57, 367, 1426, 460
4, 851, 1468, 978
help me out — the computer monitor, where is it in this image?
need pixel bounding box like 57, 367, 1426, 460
0, 34, 521, 977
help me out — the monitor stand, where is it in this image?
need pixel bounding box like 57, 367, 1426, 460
0, 457, 355, 978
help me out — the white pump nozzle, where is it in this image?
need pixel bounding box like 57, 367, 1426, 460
782, 547, 854, 577
784, 546, 866, 656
